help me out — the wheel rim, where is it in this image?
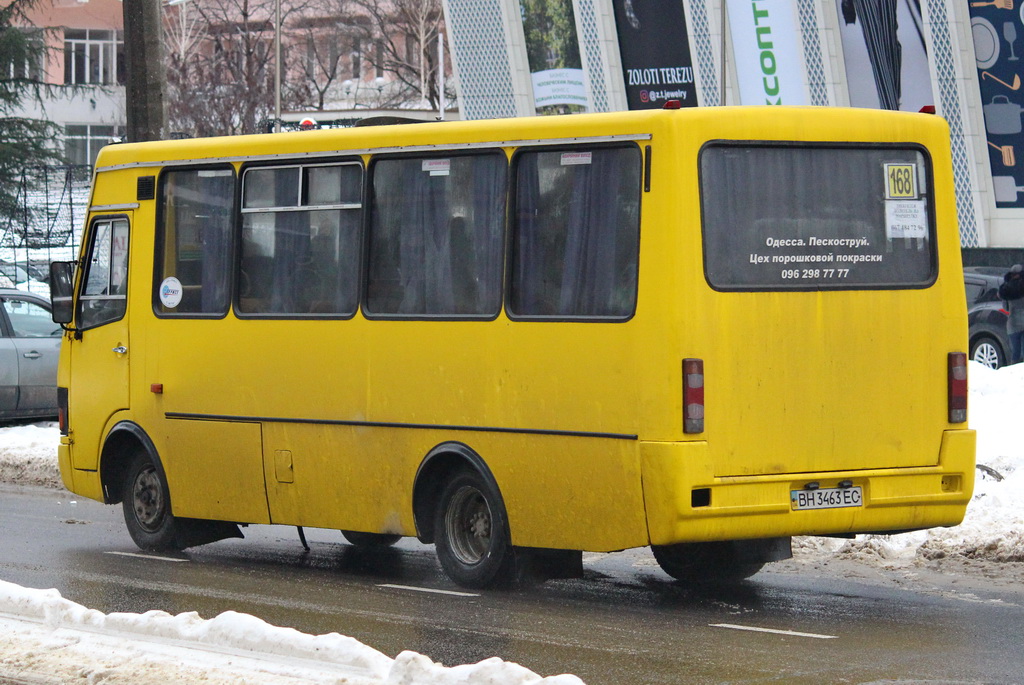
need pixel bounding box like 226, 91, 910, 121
132, 464, 164, 533
973, 341, 1000, 368
444, 485, 491, 565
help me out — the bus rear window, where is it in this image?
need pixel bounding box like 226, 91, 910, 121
700, 144, 936, 290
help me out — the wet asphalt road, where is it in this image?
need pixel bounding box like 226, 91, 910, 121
1, 484, 1022, 684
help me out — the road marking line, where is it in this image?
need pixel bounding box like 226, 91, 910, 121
710, 623, 837, 639
105, 551, 189, 563
377, 583, 479, 597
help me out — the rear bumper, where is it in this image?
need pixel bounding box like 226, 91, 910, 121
641, 429, 976, 545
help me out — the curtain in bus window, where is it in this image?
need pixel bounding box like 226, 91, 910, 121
268, 170, 308, 313
367, 153, 505, 316
511, 147, 641, 318
512, 158, 543, 313
402, 160, 452, 313
201, 194, 231, 312
465, 158, 505, 313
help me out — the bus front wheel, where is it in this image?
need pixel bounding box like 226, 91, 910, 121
434, 470, 515, 589
122, 452, 179, 552
651, 542, 764, 582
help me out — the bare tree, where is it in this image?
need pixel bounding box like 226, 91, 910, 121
350, 0, 452, 110
286, 2, 366, 111
163, 0, 452, 131
164, 0, 309, 136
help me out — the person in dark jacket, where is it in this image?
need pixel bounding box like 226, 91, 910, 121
998, 264, 1024, 365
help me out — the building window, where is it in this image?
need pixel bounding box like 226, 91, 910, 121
64, 125, 122, 167
406, 35, 418, 67
8, 29, 44, 81
64, 29, 125, 86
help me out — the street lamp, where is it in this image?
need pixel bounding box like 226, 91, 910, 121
274, 0, 281, 132
342, 79, 354, 109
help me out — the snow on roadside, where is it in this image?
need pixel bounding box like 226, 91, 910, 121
0, 420, 62, 489
0, 580, 583, 685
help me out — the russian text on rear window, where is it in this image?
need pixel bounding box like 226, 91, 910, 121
700, 144, 936, 290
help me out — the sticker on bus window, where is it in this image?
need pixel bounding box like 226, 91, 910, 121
884, 163, 917, 199
885, 200, 928, 240
560, 152, 593, 166
422, 159, 450, 176
159, 277, 183, 308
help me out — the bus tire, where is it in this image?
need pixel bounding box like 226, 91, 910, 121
341, 531, 402, 547
434, 469, 515, 589
651, 542, 764, 582
122, 451, 179, 552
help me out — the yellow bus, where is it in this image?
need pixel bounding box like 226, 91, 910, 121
50, 106, 975, 588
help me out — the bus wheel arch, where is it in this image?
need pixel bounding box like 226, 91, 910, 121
412, 442, 499, 544
100, 422, 164, 505
413, 442, 517, 588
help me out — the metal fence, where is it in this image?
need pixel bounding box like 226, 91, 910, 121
0, 165, 91, 291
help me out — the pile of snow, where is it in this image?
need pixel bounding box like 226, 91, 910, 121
0, 580, 583, 684
0, 420, 62, 488
917, 362, 1024, 562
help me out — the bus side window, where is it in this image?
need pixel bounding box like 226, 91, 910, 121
79, 217, 129, 329
509, 146, 641, 319
238, 162, 361, 316
155, 168, 234, 317
365, 152, 506, 318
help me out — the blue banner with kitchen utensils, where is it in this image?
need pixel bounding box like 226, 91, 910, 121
972, 0, 1024, 207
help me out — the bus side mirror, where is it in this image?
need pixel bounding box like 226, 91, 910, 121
49, 261, 75, 325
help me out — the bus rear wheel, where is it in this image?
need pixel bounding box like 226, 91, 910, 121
122, 452, 179, 552
341, 531, 402, 547
651, 542, 764, 582
434, 470, 515, 589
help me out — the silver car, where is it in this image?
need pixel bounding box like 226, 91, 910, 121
0, 289, 61, 421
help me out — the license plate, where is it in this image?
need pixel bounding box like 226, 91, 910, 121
791, 486, 863, 510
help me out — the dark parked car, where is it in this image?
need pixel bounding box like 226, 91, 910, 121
965, 267, 1011, 369
0, 289, 61, 421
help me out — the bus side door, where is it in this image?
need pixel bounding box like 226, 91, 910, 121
69, 214, 131, 472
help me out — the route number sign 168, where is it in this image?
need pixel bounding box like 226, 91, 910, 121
885, 163, 917, 199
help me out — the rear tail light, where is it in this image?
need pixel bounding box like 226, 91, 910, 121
948, 352, 968, 424
57, 386, 69, 436
683, 358, 704, 433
